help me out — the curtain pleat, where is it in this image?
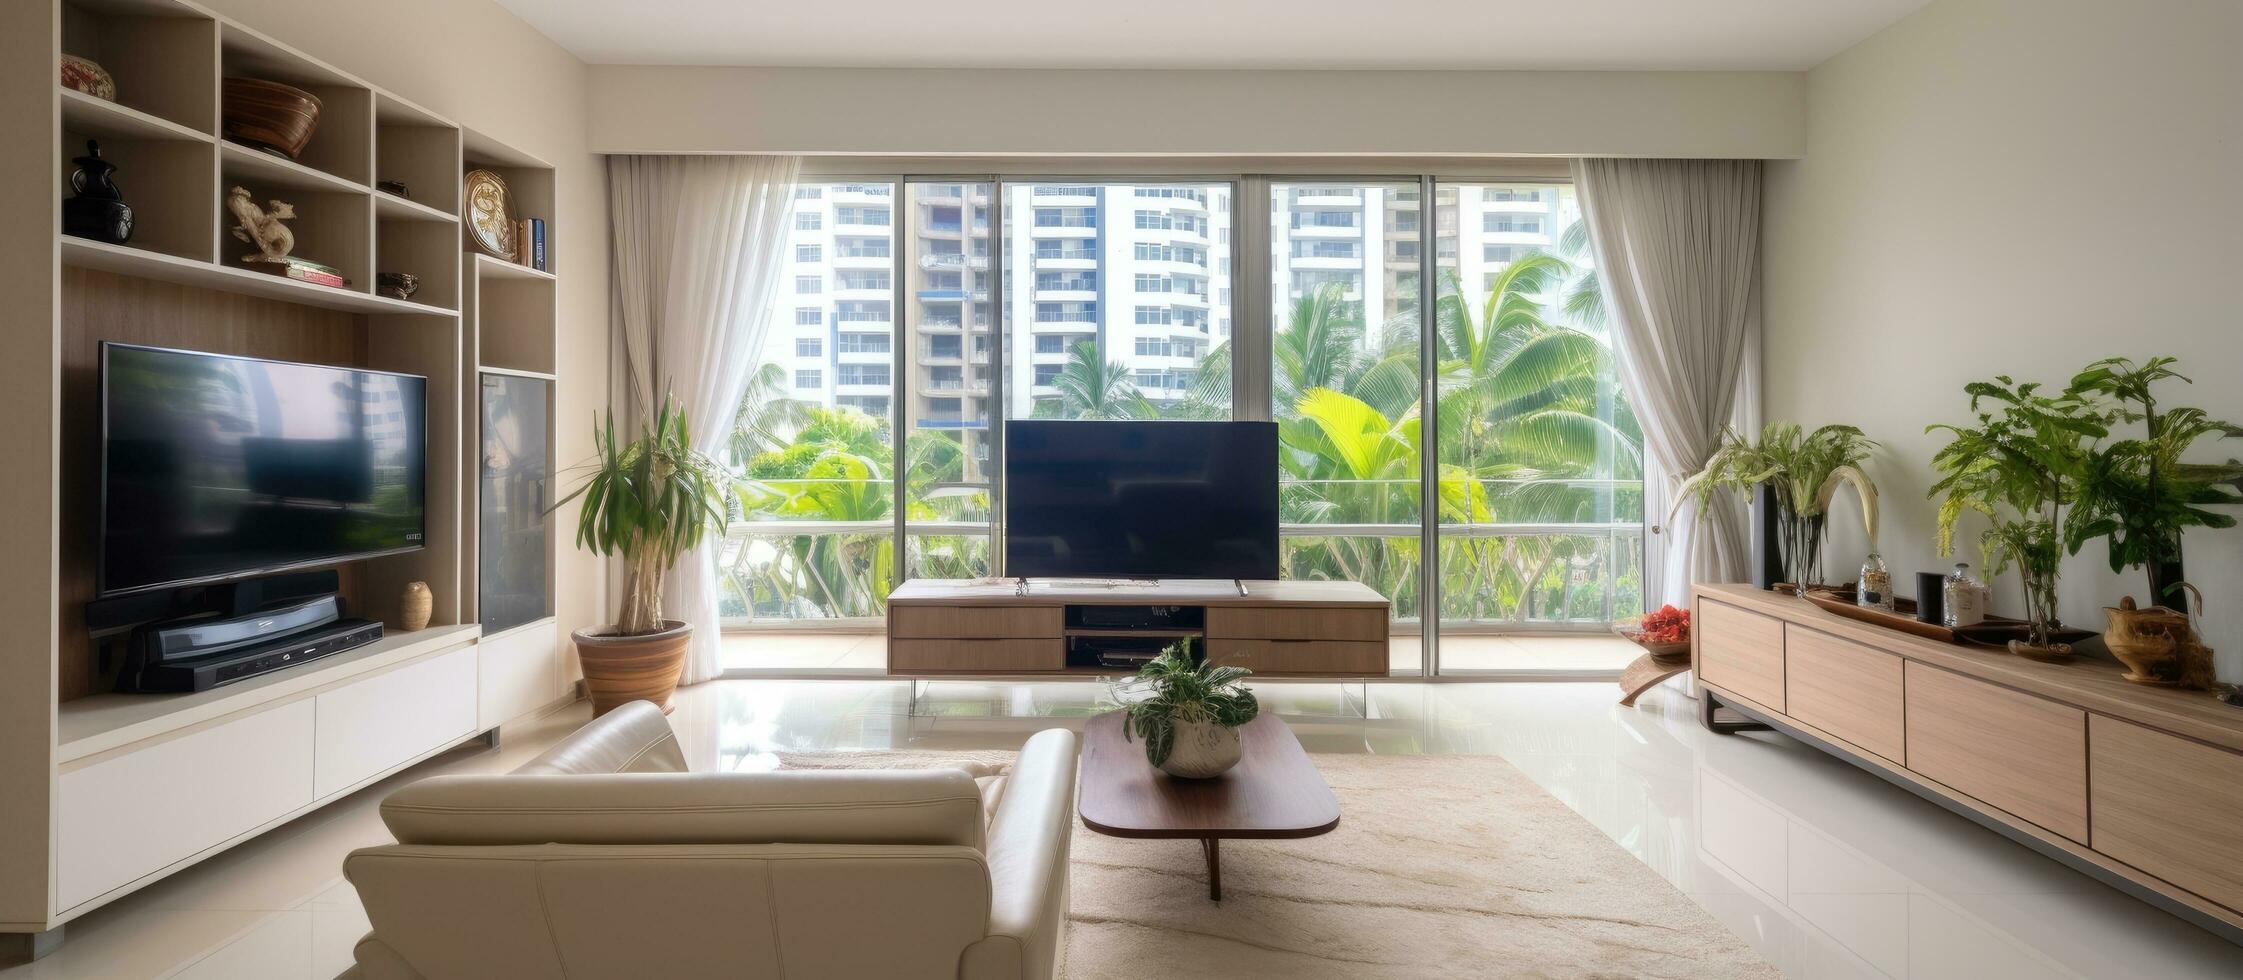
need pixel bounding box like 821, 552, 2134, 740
607, 154, 802, 683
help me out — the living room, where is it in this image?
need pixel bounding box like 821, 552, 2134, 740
3, 0, 2239, 977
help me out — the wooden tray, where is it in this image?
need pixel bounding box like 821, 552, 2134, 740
1801, 586, 2090, 649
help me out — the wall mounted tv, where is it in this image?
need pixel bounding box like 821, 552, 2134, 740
99, 343, 428, 597
1005, 420, 1278, 580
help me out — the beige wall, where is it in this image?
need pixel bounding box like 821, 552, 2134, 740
589, 66, 1806, 158
1763, 0, 2243, 677
203, 0, 609, 652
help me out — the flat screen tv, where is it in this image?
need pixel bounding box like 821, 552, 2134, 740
1005, 420, 1278, 580
99, 343, 428, 597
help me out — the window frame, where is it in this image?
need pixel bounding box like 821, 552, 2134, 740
726, 165, 1635, 681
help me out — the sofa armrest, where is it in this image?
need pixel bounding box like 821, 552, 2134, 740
960, 728, 1079, 980
511, 700, 687, 774
380, 768, 986, 849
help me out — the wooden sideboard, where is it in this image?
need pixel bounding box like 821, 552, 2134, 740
886, 579, 1391, 677
1692, 583, 2243, 946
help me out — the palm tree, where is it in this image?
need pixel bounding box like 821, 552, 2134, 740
1035, 342, 1157, 420
730, 362, 816, 466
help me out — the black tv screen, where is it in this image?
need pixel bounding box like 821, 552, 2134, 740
1005, 420, 1278, 579
100, 343, 427, 597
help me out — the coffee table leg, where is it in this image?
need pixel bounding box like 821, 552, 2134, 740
1201, 837, 1222, 901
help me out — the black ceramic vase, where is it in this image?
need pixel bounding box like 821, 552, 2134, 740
63, 140, 133, 245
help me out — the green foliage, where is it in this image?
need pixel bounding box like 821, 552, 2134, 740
1033, 343, 1158, 420
1926, 376, 2108, 643
1675, 423, 1878, 585
553, 396, 736, 635
2062, 357, 2243, 592
1111, 640, 1260, 767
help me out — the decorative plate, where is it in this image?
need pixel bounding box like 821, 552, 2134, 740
462, 169, 517, 261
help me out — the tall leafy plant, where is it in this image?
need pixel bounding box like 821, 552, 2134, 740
554, 397, 736, 636
1927, 377, 2108, 648
1674, 423, 1879, 587
2063, 357, 2243, 609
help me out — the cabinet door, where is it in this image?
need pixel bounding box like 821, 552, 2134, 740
1784, 625, 1905, 763
1206, 606, 1384, 642
889, 606, 1062, 639
314, 646, 478, 797
57, 700, 315, 910
889, 639, 1062, 672
2090, 716, 2243, 912
478, 373, 552, 633
1205, 638, 1386, 676
1904, 662, 2087, 842
1696, 600, 1785, 712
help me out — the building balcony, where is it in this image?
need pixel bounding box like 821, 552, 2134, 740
1287, 255, 1363, 270
1030, 319, 1099, 332
1032, 225, 1099, 238
834, 382, 891, 396
831, 253, 893, 268
836, 350, 892, 364
1034, 287, 1098, 301
1478, 198, 1551, 213
1479, 230, 1552, 246
1289, 224, 1361, 238
1034, 254, 1098, 269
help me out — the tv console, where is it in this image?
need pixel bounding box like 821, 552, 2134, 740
886, 578, 1391, 677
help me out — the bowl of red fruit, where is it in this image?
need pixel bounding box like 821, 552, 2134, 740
1616, 605, 1691, 659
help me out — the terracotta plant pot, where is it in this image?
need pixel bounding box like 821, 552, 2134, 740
2104, 595, 2216, 688
1157, 720, 1242, 779
572, 620, 690, 717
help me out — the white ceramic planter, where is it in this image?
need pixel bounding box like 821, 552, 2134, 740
1159, 719, 1243, 778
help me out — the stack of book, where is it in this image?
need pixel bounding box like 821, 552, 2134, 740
253, 256, 349, 289
513, 217, 548, 272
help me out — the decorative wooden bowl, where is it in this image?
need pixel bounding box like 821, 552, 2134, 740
223, 78, 323, 158
1613, 626, 1690, 661
1803, 586, 2093, 650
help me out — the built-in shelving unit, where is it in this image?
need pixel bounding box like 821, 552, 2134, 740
3, 0, 572, 947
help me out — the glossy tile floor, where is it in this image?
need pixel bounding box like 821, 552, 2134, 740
725, 630, 1643, 674
6, 678, 2238, 978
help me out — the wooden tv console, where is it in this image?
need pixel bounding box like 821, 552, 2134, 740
1692, 582, 2243, 946
886, 579, 1390, 677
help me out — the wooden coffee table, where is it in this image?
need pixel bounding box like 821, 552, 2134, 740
1078, 711, 1339, 900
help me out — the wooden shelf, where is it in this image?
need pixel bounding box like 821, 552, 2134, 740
375, 190, 455, 223
59, 88, 211, 142
220, 139, 367, 195
61, 236, 454, 316
58, 623, 481, 763
474, 252, 555, 281
479, 364, 557, 381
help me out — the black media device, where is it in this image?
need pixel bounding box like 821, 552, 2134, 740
1062, 605, 1206, 671
1004, 420, 1279, 580
94, 343, 426, 691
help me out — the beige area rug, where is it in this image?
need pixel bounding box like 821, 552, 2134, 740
777, 747, 1776, 979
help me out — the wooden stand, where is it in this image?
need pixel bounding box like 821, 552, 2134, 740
886, 579, 1391, 676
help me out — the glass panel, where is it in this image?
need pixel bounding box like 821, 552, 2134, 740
1431, 182, 1644, 650
906, 182, 996, 578
1270, 182, 1422, 670
723, 180, 899, 634
477, 373, 551, 633
1002, 183, 1233, 421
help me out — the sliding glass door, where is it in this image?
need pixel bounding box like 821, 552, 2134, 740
720, 171, 1643, 675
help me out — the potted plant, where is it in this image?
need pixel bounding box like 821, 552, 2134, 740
2063, 356, 2241, 685
1927, 376, 2108, 660
1673, 422, 1879, 590
552, 397, 734, 715
1112, 640, 1259, 779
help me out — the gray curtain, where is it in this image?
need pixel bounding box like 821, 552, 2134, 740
1573, 158, 1761, 606
608, 154, 801, 683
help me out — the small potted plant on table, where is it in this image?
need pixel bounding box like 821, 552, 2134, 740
1113, 640, 1259, 779
553, 397, 734, 716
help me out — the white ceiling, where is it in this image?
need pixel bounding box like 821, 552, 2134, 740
496, 0, 1930, 71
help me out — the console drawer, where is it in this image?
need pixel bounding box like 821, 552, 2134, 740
1206, 606, 1384, 642
1904, 662, 2087, 842
889, 606, 1062, 639
1784, 624, 1905, 763
2090, 716, 2243, 912
1205, 638, 1386, 675
889, 638, 1062, 673
1696, 600, 1785, 712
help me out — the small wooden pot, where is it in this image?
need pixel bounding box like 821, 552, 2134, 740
2104, 595, 2216, 688
223, 78, 322, 158
573, 620, 691, 717
398, 581, 432, 631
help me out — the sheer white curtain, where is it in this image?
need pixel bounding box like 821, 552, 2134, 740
608, 154, 800, 684
1573, 158, 1761, 607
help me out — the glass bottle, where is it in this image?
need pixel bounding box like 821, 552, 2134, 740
1857, 553, 1894, 611
1943, 563, 1986, 627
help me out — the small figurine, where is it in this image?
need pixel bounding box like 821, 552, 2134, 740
227, 185, 297, 266
63, 140, 132, 245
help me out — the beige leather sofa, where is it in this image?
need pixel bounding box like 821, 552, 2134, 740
341, 701, 1078, 980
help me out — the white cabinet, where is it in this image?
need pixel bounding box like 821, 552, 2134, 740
477, 620, 562, 728
57, 700, 316, 910
314, 646, 478, 797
